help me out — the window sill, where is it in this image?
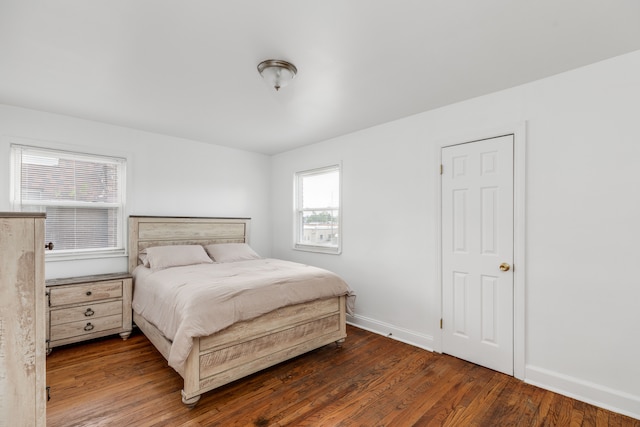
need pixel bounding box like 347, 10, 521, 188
45, 250, 127, 262
294, 244, 341, 255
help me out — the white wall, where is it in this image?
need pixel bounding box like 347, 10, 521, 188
271, 49, 640, 418
0, 105, 272, 279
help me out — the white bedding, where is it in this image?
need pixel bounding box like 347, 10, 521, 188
132, 258, 354, 375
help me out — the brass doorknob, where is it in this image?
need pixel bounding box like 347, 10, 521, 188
499, 263, 511, 272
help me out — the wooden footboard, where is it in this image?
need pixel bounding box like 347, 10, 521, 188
134, 295, 347, 406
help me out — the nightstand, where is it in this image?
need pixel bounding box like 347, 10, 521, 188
45, 272, 132, 354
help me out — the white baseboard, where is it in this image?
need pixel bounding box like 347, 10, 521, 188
526, 365, 640, 420
346, 313, 435, 352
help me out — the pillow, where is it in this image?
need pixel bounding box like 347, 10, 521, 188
141, 245, 213, 270
204, 243, 261, 263
139, 252, 150, 267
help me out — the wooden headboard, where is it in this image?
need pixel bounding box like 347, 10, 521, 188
128, 216, 251, 273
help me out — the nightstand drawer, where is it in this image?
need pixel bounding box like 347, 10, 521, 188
49, 280, 123, 307
50, 314, 123, 341
50, 300, 123, 325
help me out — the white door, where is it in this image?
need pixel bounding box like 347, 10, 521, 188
441, 134, 514, 375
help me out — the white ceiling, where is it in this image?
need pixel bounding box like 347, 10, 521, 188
1, 1, 640, 155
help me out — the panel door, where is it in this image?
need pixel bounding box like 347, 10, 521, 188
441, 135, 514, 375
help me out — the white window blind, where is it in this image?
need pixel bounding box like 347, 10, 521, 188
295, 164, 341, 254
11, 145, 126, 259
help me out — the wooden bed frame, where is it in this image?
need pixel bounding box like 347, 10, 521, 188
128, 216, 347, 406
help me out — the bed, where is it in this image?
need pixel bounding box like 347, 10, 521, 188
128, 216, 352, 406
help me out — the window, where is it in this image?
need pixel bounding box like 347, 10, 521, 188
295, 164, 341, 254
11, 145, 127, 260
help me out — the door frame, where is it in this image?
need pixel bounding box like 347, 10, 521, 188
434, 122, 526, 380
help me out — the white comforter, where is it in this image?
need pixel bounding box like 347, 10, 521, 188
132, 258, 354, 375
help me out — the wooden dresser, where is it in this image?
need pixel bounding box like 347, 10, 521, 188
0, 213, 46, 427
45, 273, 133, 353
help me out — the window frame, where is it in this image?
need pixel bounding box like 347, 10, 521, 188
294, 164, 342, 254
10, 144, 127, 261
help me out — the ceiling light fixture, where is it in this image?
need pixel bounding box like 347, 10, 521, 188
257, 59, 297, 91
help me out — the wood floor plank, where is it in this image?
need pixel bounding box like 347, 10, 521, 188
526, 387, 556, 426
512, 380, 548, 426
45, 326, 640, 426
473, 370, 526, 425
411, 365, 494, 426
271, 336, 408, 425
443, 372, 510, 426
311, 351, 430, 425
374, 354, 462, 426
544, 394, 576, 427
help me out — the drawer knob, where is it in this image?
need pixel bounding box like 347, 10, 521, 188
84, 308, 95, 317
45, 242, 54, 250
86, 291, 92, 296
84, 323, 94, 331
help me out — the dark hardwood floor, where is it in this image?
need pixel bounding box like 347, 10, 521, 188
46, 325, 639, 426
